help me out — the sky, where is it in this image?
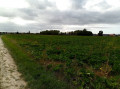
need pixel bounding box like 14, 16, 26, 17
0, 0, 120, 34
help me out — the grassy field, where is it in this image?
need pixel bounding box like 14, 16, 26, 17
2, 34, 120, 89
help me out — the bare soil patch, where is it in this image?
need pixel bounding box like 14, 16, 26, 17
0, 37, 27, 89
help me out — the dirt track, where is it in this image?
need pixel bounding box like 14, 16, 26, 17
0, 37, 26, 89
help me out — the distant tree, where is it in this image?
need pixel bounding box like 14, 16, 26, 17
60, 32, 66, 35
73, 29, 93, 36
83, 28, 87, 32
98, 30, 103, 36
68, 31, 74, 35
16, 31, 19, 34
28, 31, 30, 34
39, 29, 93, 36
40, 30, 60, 35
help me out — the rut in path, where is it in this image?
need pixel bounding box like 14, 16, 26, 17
0, 37, 27, 89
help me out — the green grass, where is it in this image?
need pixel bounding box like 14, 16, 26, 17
2, 34, 120, 89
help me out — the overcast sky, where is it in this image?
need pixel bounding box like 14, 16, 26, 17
0, 0, 120, 34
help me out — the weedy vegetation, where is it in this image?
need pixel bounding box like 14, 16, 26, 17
2, 34, 120, 89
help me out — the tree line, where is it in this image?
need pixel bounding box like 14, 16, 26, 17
40, 29, 103, 36
0, 29, 103, 36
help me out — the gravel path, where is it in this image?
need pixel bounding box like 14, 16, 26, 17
0, 37, 27, 89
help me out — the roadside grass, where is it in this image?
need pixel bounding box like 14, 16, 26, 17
2, 35, 69, 89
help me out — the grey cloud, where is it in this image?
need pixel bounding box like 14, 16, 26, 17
0, 22, 21, 32
0, 0, 120, 33
95, 1, 111, 10
0, 22, 64, 33
20, 0, 120, 25
26, 0, 56, 10
0, 8, 29, 20
71, 0, 87, 10
0, 8, 18, 17
43, 9, 120, 25
18, 8, 38, 20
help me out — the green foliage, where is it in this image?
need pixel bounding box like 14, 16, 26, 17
98, 30, 103, 36
53, 64, 63, 72
2, 34, 120, 89
40, 30, 60, 35
47, 64, 53, 69
68, 29, 93, 36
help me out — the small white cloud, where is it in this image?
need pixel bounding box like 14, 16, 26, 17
55, 0, 71, 11
0, 16, 9, 23
0, 0, 29, 9
106, 0, 120, 10
84, 0, 120, 12
106, 0, 120, 7
11, 17, 37, 25
84, 0, 106, 12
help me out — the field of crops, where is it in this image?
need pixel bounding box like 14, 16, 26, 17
2, 34, 120, 89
